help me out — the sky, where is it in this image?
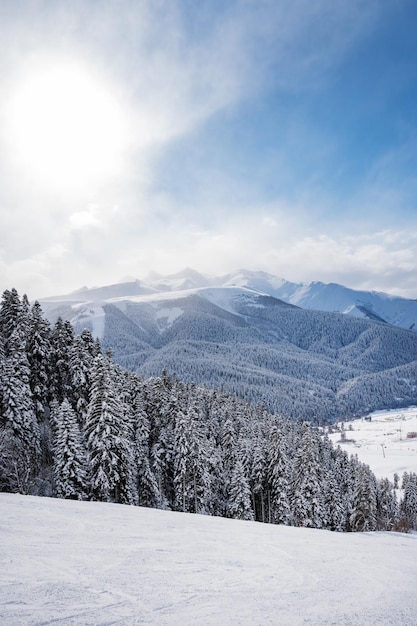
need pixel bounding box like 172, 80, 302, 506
1, 0, 417, 299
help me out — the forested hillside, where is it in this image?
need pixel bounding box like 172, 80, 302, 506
57, 288, 417, 422
1, 288, 416, 532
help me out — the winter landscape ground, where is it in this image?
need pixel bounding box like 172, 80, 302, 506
1, 492, 417, 626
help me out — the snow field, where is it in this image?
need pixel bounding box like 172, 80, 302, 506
328, 407, 417, 480
1, 494, 417, 625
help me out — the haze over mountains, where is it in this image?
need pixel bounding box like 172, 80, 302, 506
39, 269, 417, 423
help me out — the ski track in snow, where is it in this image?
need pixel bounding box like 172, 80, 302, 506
1, 494, 417, 625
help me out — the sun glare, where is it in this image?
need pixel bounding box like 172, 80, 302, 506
5, 62, 128, 192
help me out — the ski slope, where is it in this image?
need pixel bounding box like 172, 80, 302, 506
1, 494, 416, 625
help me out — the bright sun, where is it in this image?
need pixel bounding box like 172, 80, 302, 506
5, 62, 128, 192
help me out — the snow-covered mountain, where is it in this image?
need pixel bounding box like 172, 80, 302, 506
40, 272, 417, 423
42, 268, 417, 331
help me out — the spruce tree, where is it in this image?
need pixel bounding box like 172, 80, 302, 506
228, 460, 254, 521
350, 464, 377, 532
376, 478, 398, 530
0, 288, 24, 354
50, 317, 74, 403
53, 399, 89, 499
267, 424, 291, 525
291, 428, 326, 528
133, 390, 162, 508
1, 331, 41, 492
173, 409, 191, 512
27, 301, 51, 421
401, 472, 417, 530
85, 355, 136, 504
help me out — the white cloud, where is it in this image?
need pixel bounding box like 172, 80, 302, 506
0, 0, 414, 300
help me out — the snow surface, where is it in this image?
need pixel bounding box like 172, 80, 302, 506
1, 494, 416, 626
198, 286, 267, 316
154, 305, 185, 330
328, 407, 417, 481
72, 304, 106, 339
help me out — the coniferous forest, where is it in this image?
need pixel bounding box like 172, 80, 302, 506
1, 288, 416, 532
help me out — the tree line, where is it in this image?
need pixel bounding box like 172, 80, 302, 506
0, 288, 416, 531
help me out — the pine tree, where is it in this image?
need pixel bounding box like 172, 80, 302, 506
401, 472, 417, 530
173, 409, 191, 512
68, 331, 96, 424
323, 470, 345, 531
0, 335, 5, 413
350, 464, 377, 532
333, 447, 355, 531
133, 389, 162, 508
53, 399, 89, 499
26, 301, 51, 421
187, 402, 212, 514
291, 428, 326, 528
376, 478, 398, 530
85, 355, 136, 504
0, 289, 24, 355
267, 424, 291, 525
228, 460, 254, 521
50, 317, 74, 403
1, 331, 41, 493
250, 435, 267, 522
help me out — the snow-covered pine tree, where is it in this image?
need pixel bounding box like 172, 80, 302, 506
400, 472, 417, 530
68, 330, 97, 424
322, 470, 345, 531
0, 333, 5, 411
133, 384, 162, 508
267, 423, 291, 525
376, 477, 398, 530
85, 354, 136, 504
173, 409, 191, 512
53, 398, 89, 499
228, 459, 254, 521
291, 428, 326, 528
50, 317, 75, 404
250, 434, 267, 522
221, 412, 236, 477
350, 464, 377, 532
0, 289, 25, 355
1, 331, 41, 493
26, 301, 51, 421
187, 401, 212, 514
332, 447, 354, 531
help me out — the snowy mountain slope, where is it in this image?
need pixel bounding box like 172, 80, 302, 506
1, 494, 417, 626
215, 269, 417, 331
40, 285, 417, 422
41, 267, 417, 331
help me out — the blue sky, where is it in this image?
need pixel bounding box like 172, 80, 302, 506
0, 0, 416, 298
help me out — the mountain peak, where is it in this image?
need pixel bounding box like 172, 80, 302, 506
41, 269, 417, 332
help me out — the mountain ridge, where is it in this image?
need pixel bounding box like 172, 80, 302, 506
40, 268, 417, 332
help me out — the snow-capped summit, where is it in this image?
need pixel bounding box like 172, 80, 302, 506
42, 268, 417, 332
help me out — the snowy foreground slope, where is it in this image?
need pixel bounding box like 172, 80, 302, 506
1, 494, 417, 626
